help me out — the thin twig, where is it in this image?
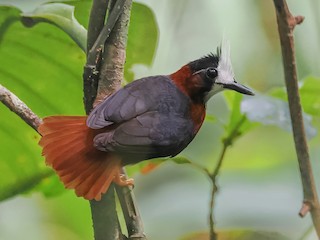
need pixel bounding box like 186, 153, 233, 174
273, 0, 320, 237
208, 115, 247, 240
0, 84, 42, 132
0, 84, 55, 200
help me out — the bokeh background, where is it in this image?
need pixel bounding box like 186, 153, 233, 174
1, 0, 320, 239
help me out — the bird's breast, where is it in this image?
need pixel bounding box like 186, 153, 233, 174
189, 103, 206, 134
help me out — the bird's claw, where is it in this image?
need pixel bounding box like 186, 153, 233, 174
114, 174, 135, 188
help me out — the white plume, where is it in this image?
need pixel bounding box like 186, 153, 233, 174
216, 39, 234, 84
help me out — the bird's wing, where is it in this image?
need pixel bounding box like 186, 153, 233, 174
87, 76, 173, 129
93, 111, 194, 160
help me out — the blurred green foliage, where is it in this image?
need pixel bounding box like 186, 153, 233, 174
0, 0, 158, 201
0, 1, 320, 240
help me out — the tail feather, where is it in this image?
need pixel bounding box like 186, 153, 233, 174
38, 116, 122, 200
61, 159, 102, 187
84, 166, 115, 200
39, 130, 84, 147
54, 148, 89, 171
74, 163, 108, 198
45, 140, 86, 167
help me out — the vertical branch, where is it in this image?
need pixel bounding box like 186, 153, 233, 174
273, 0, 320, 237
85, 0, 147, 240
115, 169, 146, 239
83, 0, 110, 114
90, 186, 124, 240
94, 0, 131, 104
87, 0, 109, 53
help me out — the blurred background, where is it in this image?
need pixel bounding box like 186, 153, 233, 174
0, 0, 320, 239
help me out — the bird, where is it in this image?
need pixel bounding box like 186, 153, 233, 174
38, 41, 254, 201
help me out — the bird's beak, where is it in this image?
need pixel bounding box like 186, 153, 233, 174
223, 80, 254, 96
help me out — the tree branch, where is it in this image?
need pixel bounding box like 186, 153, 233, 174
90, 185, 124, 240
273, 0, 320, 237
0, 84, 55, 200
83, 0, 127, 113
85, 1, 146, 239
115, 169, 146, 239
87, 0, 109, 54
0, 84, 41, 132
94, 0, 130, 104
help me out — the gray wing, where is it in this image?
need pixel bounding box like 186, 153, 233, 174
93, 111, 195, 162
87, 75, 195, 162
87, 75, 174, 129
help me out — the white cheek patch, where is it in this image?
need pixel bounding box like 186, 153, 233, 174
204, 84, 224, 102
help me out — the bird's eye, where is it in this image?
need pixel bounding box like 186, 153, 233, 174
206, 67, 218, 79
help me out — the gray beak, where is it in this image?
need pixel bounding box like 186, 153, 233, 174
223, 80, 254, 96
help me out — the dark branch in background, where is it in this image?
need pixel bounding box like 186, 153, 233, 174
208, 116, 246, 240
0, 84, 41, 132
273, 0, 320, 237
85, 0, 146, 239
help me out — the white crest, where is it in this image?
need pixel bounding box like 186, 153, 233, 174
216, 39, 234, 85
204, 40, 235, 102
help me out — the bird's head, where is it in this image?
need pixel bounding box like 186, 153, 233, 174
171, 41, 254, 103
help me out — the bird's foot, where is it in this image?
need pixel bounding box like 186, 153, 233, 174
114, 173, 134, 187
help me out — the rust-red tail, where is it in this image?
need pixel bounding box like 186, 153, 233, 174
38, 116, 121, 201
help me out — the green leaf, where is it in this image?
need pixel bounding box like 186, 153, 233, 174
0, 2, 159, 199
0, 0, 71, 12
241, 94, 317, 139
223, 91, 255, 142
270, 76, 320, 117
171, 156, 192, 164
126, 156, 192, 177
21, 3, 87, 52
0, 4, 85, 201
205, 113, 216, 123
300, 76, 320, 117
125, 3, 158, 82
269, 86, 287, 101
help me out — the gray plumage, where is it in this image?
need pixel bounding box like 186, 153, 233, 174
87, 76, 196, 165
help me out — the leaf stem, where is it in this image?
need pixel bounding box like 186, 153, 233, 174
208, 115, 246, 240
